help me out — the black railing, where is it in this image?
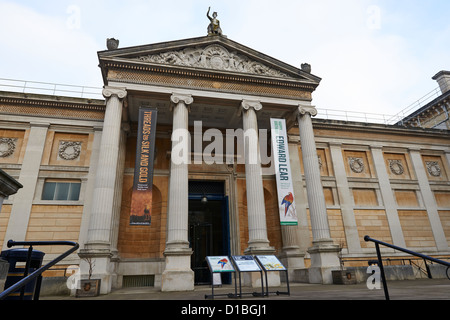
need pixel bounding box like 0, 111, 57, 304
0, 240, 79, 300
364, 235, 450, 300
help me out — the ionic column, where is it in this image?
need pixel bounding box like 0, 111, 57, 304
161, 93, 194, 292
279, 142, 307, 279
297, 105, 340, 284
80, 87, 126, 294
241, 100, 274, 255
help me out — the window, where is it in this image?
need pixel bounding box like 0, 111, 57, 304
42, 180, 81, 201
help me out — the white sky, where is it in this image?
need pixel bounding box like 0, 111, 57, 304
1, 0, 449, 117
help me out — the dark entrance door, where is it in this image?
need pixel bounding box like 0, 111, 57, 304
188, 181, 230, 285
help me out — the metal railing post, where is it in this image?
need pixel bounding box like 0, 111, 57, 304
364, 235, 450, 300
0, 240, 79, 300
374, 242, 390, 300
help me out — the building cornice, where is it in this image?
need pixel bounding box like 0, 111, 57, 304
311, 117, 450, 138
0, 91, 106, 121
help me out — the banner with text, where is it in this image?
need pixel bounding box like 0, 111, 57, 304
270, 118, 298, 226
130, 108, 158, 226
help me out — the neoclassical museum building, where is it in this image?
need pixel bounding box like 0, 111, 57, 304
0, 26, 449, 294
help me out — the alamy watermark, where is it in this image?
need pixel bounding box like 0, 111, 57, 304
66, 5, 81, 30
171, 121, 275, 171
367, 5, 382, 30
66, 265, 81, 290
366, 265, 381, 290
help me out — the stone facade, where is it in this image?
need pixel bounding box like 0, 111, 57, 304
0, 35, 449, 294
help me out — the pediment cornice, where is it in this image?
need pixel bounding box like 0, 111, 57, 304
98, 36, 321, 88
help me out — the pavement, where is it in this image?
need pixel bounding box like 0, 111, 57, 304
42, 278, 450, 301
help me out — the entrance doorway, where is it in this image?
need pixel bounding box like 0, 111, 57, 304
188, 181, 230, 285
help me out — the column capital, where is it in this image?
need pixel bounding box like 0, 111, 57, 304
328, 142, 343, 148
29, 122, 50, 129
297, 105, 318, 117
369, 144, 384, 150
408, 147, 422, 153
170, 93, 194, 106
241, 100, 262, 112
102, 87, 127, 100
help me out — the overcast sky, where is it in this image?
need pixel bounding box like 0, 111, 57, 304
1, 0, 449, 118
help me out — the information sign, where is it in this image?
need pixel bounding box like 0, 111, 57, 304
255, 255, 286, 271
231, 256, 261, 272
206, 256, 235, 273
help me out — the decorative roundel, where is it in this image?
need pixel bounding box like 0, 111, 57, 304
58, 141, 82, 161
0, 138, 17, 158
426, 161, 441, 177
203, 45, 230, 70
349, 157, 365, 173
388, 160, 404, 175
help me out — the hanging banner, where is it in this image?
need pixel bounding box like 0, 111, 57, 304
130, 108, 158, 225
270, 118, 298, 226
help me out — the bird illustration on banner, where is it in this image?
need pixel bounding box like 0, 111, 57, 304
281, 192, 294, 216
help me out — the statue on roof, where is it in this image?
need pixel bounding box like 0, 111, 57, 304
207, 7, 223, 36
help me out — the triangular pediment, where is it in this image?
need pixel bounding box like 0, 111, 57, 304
98, 36, 321, 85
134, 44, 292, 79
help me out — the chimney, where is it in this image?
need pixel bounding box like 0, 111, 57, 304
432, 70, 450, 94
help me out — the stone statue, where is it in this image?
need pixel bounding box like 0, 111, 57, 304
207, 7, 222, 36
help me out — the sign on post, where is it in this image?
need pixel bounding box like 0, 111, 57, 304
231, 256, 261, 272
205, 256, 237, 300
206, 256, 235, 273
255, 255, 286, 271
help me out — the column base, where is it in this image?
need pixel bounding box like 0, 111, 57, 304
307, 239, 341, 284
161, 247, 194, 292
243, 243, 279, 288
78, 245, 115, 295
244, 241, 275, 256
279, 247, 306, 282
242, 271, 281, 289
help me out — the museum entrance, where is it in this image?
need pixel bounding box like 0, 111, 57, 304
188, 181, 230, 285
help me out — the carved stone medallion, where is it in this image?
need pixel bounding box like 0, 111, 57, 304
426, 161, 441, 177
0, 138, 17, 158
349, 157, 365, 173
58, 141, 82, 161
388, 160, 404, 175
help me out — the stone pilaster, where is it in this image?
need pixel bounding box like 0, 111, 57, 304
3, 122, 48, 249
241, 100, 274, 255
80, 87, 127, 294
329, 143, 362, 253
446, 150, 450, 173
297, 105, 340, 284
161, 94, 194, 292
409, 148, 449, 252
370, 145, 406, 247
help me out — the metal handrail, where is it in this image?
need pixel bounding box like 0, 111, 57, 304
364, 235, 450, 300
0, 78, 103, 99
0, 240, 79, 300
